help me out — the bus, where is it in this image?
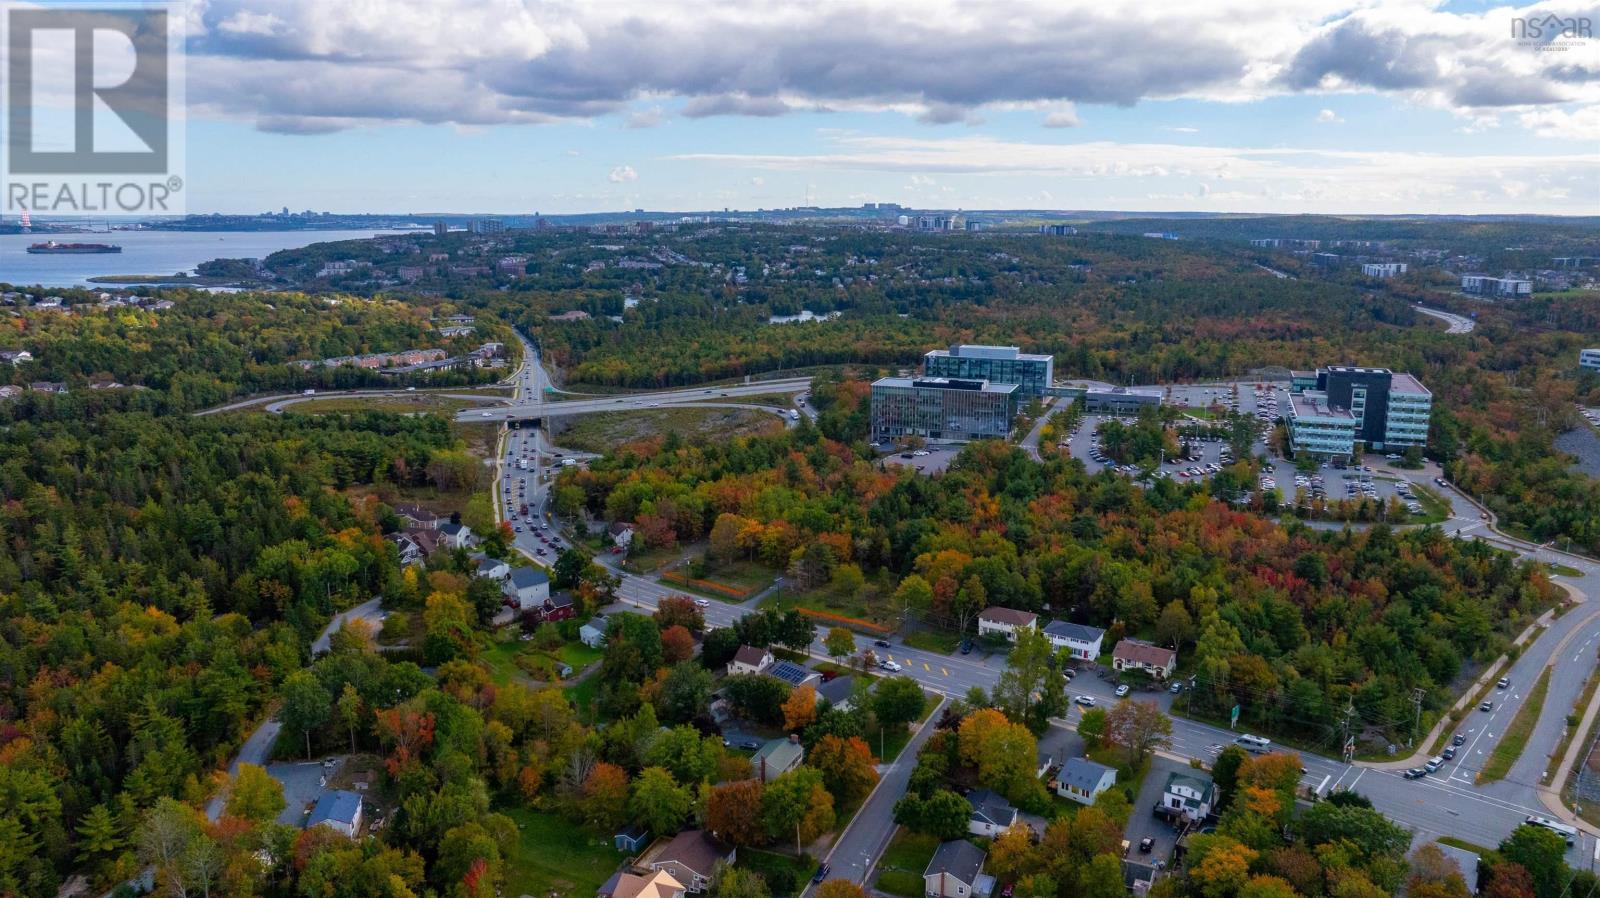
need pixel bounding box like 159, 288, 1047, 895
1234, 734, 1272, 753
1524, 815, 1578, 847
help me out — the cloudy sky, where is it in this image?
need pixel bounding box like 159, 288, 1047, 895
172, 0, 1598, 214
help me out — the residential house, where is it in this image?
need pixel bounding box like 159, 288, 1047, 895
550, 310, 592, 322
29, 381, 67, 394
504, 566, 551, 610
751, 736, 805, 783
1055, 757, 1117, 805
977, 607, 1037, 642
815, 675, 857, 711
471, 553, 510, 581
437, 521, 473, 549
609, 521, 636, 549
580, 616, 609, 649
1157, 771, 1215, 823
599, 870, 685, 898
385, 532, 423, 565
1041, 621, 1105, 660
1111, 640, 1178, 680
647, 830, 734, 894
0, 349, 32, 365
528, 591, 576, 624
924, 840, 990, 898
765, 660, 821, 689
306, 790, 363, 837
0, 385, 22, 400
727, 645, 773, 677
402, 528, 444, 560
614, 823, 651, 853
965, 789, 1018, 837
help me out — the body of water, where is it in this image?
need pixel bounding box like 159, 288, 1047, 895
0, 229, 414, 287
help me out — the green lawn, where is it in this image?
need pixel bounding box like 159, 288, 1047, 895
565, 677, 601, 722
1550, 563, 1584, 578
699, 558, 782, 592
558, 642, 604, 670
904, 631, 960, 654
501, 807, 624, 898
760, 586, 892, 626
620, 545, 682, 574
480, 639, 601, 686
737, 847, 814, 896
876, 829, 939, 898
1479, 666, 1551, 783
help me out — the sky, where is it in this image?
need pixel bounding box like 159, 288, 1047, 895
162, 0, 1600, 214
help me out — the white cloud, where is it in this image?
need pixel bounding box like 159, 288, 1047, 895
1518, 105, 1600, 140
749, 176, 765, 186
625, 106, 666, 129
183, 0, 1600, 138
1316, 108, 1344, 123
608, 165, 638, 183
670, 132, 1597, 213
1042, 103, 1081, 128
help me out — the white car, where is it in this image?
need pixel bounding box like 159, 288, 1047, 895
1074, 695, 1097, 707
879, 660, 903, 672
693, 598, 711, 608
1115, 684, 1131, 697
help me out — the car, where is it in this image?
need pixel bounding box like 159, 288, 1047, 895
1480, 700, 1493, 712
1452, 733, 1466, 746
900, 452, 914, 459
1403, 767, 1427, 779
879, 660, 902, 672
874, 639, 891, 648
693, 598, 711, 608
1425, 756, 1445, 772
480, 411, 491, 417
1115, 684, 1131, 697
1497, 677, 1510, 688
1170, 681, 1184, 694
960, 640, 973, 655
1441, 747, 1457, 760
820, 670, 839, 682
1139, 837, 1155, 854
1074, 695, 1097, 707
811, 864, 830, 885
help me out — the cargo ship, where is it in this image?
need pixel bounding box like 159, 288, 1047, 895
25, 241, 122, 254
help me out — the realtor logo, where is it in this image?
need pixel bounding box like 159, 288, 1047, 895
3, 3, 186, 215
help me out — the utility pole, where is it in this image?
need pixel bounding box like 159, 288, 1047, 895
1341, 698, 1358, 762
1410, 688, 1425, 748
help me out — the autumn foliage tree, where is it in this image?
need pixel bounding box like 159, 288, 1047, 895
783, 684, 818, 732
706, 779, 767, 847
807, 735, 879, 805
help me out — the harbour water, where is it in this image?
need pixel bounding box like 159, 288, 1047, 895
0, 229, 410, 287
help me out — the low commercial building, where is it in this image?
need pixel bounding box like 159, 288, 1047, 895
1082, 387, 1162, 415
1461, 274, 1531, 297
923, 344, 1054, 397
1581, 348, 1600, 373
870, 376, 1019, 443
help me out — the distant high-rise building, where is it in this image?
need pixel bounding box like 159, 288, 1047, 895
1039, 224, 1077, 236
432, 220, 449, 237
1288, 366, 1432, 456
1580, 348, 1600, 373
1361, 262, 1408, 278
1460, 274, 1531, 297
469, 218, 505, 234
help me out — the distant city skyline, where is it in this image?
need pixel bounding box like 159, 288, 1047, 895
113, 1, 1600, 214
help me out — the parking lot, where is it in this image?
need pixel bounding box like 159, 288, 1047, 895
881, 445, 960, 475
1060, 413, 1255, 481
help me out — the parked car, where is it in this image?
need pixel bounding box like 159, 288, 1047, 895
1441, 747, 1457, 760
1115, 684, 1131, 697
811, 864, 830, 884
1169, 682, 1184, 694
1480, 701, 1493, 712
1139, 837, 1155, 854
1452, 733, 1466, 746
959, 640, 973, 655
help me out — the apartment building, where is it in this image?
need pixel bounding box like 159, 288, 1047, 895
1581, 348, 1600, 373
870, 376, 1019, 443
1360, 262, 1408, 278
1461, 274, 1532, 297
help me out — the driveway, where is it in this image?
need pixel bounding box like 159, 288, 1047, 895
270, 757, 347, 826
312, 597, 385, 655
1125, 755, 1193, 867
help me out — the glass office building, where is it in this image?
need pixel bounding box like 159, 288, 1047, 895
1288, 366, 1432, 455
870, 376, 1019, 442
922, 345, 1054, 397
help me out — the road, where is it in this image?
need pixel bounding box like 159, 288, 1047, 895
460, 378, 812, 423
1415, 305, 1476, 334
311, 597, 386, 654
477, 351, 1600, 867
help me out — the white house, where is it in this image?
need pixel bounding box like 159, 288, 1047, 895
977, 607, 1037, 642
965, 789, 1017, 837
1055, 757, 1117, 805
471, 553, 510, 581
580, 616, 609, 648
1041, 621, 1105, 660
1111, 639, 1178, 680
727, 645, 773, 677
924, 840, 990, 898
306, 790, 363, 837
504, 566, 551, 610
1158, 771, 1216, 823
437, 521, 473, 549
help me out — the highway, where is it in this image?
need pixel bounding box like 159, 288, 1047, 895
459, 378, 812, 423
1415, 305, 1477, 334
